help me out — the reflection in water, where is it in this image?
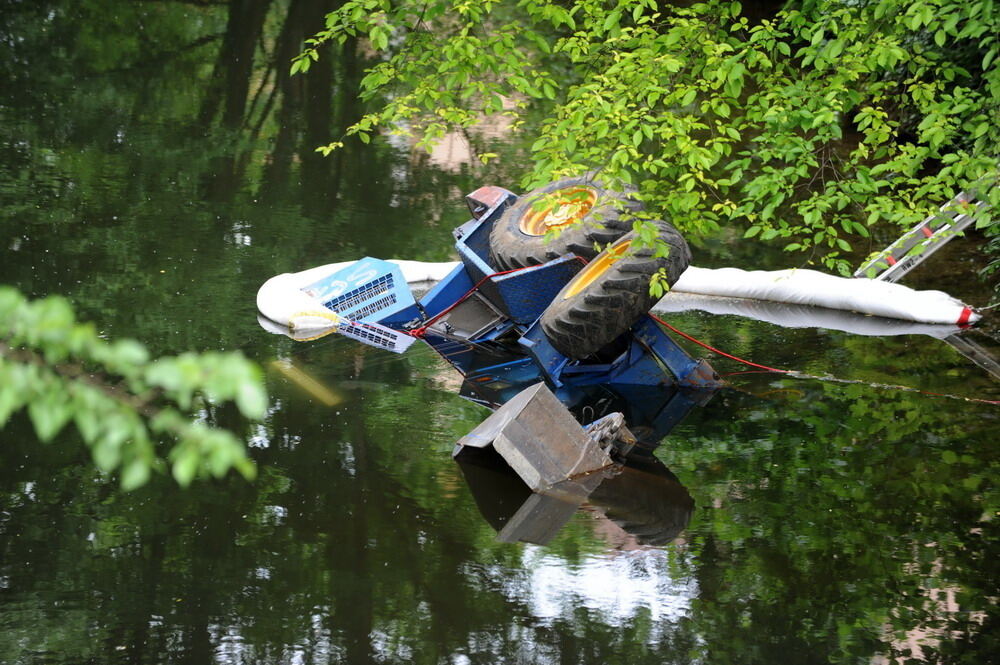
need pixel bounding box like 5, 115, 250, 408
516, 546, 697, 625
458, 449, 695, 548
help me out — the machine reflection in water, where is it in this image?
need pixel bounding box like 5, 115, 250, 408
458, 447, 696, 547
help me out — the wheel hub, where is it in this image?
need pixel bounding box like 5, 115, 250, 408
519, 187, 598, 236
563, 238, 632, 298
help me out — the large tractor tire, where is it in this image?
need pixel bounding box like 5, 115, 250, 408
539, 220, 691, 360
489, 176, 641, 270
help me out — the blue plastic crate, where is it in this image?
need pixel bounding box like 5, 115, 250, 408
301, 257, 416, 323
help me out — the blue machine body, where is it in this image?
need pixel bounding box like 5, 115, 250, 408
375, 187, 723, 400
303, 185, 724, 452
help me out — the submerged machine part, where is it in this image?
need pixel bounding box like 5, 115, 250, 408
454, 383, 616, 493
455, 348, 719, 458
451, 353, 716, 545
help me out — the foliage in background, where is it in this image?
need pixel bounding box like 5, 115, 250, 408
299, 0, 999, 278
0, 287, 264, 489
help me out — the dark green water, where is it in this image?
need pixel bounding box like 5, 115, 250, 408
1, 2, 998, 664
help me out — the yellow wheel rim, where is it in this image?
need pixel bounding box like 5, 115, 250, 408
563, 238, 632, 299
519, 186, 598, 236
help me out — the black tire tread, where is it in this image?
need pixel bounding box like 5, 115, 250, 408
489, 175, 642, 271
540, 221, 691, 359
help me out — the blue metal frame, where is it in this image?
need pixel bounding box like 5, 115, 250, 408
370, 186, 723, 394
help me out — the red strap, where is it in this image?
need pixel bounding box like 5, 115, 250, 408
650, 314, 789, 373
408, 266, 529, 338
957, 307, 973, 326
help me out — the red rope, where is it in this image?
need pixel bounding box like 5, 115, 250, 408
650, 313, 1000, 406
649, 313, 790, 373
408, 266, 526, 338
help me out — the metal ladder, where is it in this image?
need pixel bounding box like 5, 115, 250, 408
854, 188, 999, 380
854, 190, 988, 282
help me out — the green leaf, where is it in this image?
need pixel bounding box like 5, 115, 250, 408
146, 359, 186, 393
93, 431, 123, 472
0, 287, 26, 319
603, 9, 622, 33
236, 381, 268, 420
172, 447, 200, 487
0, 379, 27, 428
108, 339, 149, 371
121, 459, 151, 491
2, 286, 264, 490
27, 388, 72, 443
